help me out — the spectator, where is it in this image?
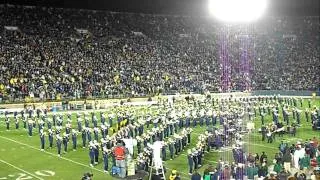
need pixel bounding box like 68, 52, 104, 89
191, 170, 201, 180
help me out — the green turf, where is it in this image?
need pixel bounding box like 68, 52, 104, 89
0, 98, 319, 180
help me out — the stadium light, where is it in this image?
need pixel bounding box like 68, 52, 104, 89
208, 0, 268, 23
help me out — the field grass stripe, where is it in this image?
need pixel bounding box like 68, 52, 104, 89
0, 135, 106, 174
0, 159, 44, 180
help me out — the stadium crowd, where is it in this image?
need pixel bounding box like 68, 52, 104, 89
0, 5, 319, 102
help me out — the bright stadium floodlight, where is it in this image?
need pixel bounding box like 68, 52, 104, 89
208, 0, 268, 23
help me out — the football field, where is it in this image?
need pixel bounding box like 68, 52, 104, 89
0, 98, 319, 180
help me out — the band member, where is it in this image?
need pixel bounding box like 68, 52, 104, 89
89, 141, 95, 167
102, 147, 109, 173
267, 130, 273, 143
93, 127, 99, 141
28, 118, 34, 136
77, 117, 83, 132
15, 116, 19, 129
5, 116, 10, 130
168, 138, 174, 160
40, 129, 46, 151
82, 128, 87, 148
162, 142, 167, 161
47, 117, 52, 130
56, 134, 62, 157
94, 140, 100, 165
92, 115, 98, 128
22, 116, 27, 129
62, 132, 69, 153
48, 129, 54, 148
187, 149, 194, 175
192, 148, 198, 170
101, 124, 108, 139
72, 129, 77, 151
84, 117, 90, 128
87, 128, 92, 142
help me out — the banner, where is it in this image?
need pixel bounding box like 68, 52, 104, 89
76, 29, 89, 34
179, 33, 191, 38
4, 26, 18, 31
132, 31, 146, 37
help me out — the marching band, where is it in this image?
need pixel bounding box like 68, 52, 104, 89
0, 95, 319, 176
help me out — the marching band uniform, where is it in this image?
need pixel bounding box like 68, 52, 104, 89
192, 111, 197, 127
260, 113, 265, 125
87, 128, 92, 142
82, 128, 87, 148
56, 134, 62, 156
93, 127, 99, 141
62, 133, 69, 152
89, 142, 95, 167
162, 143, 167, 161
146, 116, 151, 128
57, 117, 63, 127
168, 139, 174, 160
212, 111, 217, 126
101, 125, 108, 139
15, 116, 19, 129
102, 147, 109, 173
174, 137, 179, 155
101, 114, 106, 125
47, 118, 52, 130
84, 117, 90, 128
92, 115, 98, 128
164, 124, 169, 138
197, 148, 202, 167
94, 141, 100, 164
187, 149, 193, 175
5, 116, 10, 130
48, 129, 54, 148
199, 110, 204, 126
65, 123, 71, 135
137, 137, 142, 154
192, 148, 198, 169
77, 118, 82, 132
27, 119, 34, 136
22, 117, 27, 129
185, 111, 191, 127
38, 119, 45, 133
305, 109, 310, 122
40, 130, 45, 151
72, 130, 77, 150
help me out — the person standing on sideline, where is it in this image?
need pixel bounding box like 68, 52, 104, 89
113, 140, 128, 178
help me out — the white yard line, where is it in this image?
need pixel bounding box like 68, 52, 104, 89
0, 135, 105, 174
179, 153, 218, 164
243, 141, 278, 150
0, 159, 44, 180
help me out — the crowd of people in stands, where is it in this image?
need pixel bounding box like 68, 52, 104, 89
190, 139, 320, 180
0, 5, 319, 102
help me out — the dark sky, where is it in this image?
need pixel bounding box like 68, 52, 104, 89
3, 0, 320, 16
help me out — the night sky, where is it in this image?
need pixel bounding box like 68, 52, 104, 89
3, 0, 320, 16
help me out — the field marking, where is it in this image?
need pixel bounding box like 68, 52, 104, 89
0, 159, 44, 180
179, 153, 218, 164
0, 135, 106, 175
243, 141, 278, 150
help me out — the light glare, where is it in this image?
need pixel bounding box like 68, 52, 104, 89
208, 0, 268, 22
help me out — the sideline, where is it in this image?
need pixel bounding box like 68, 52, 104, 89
0, 159, 44, 180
